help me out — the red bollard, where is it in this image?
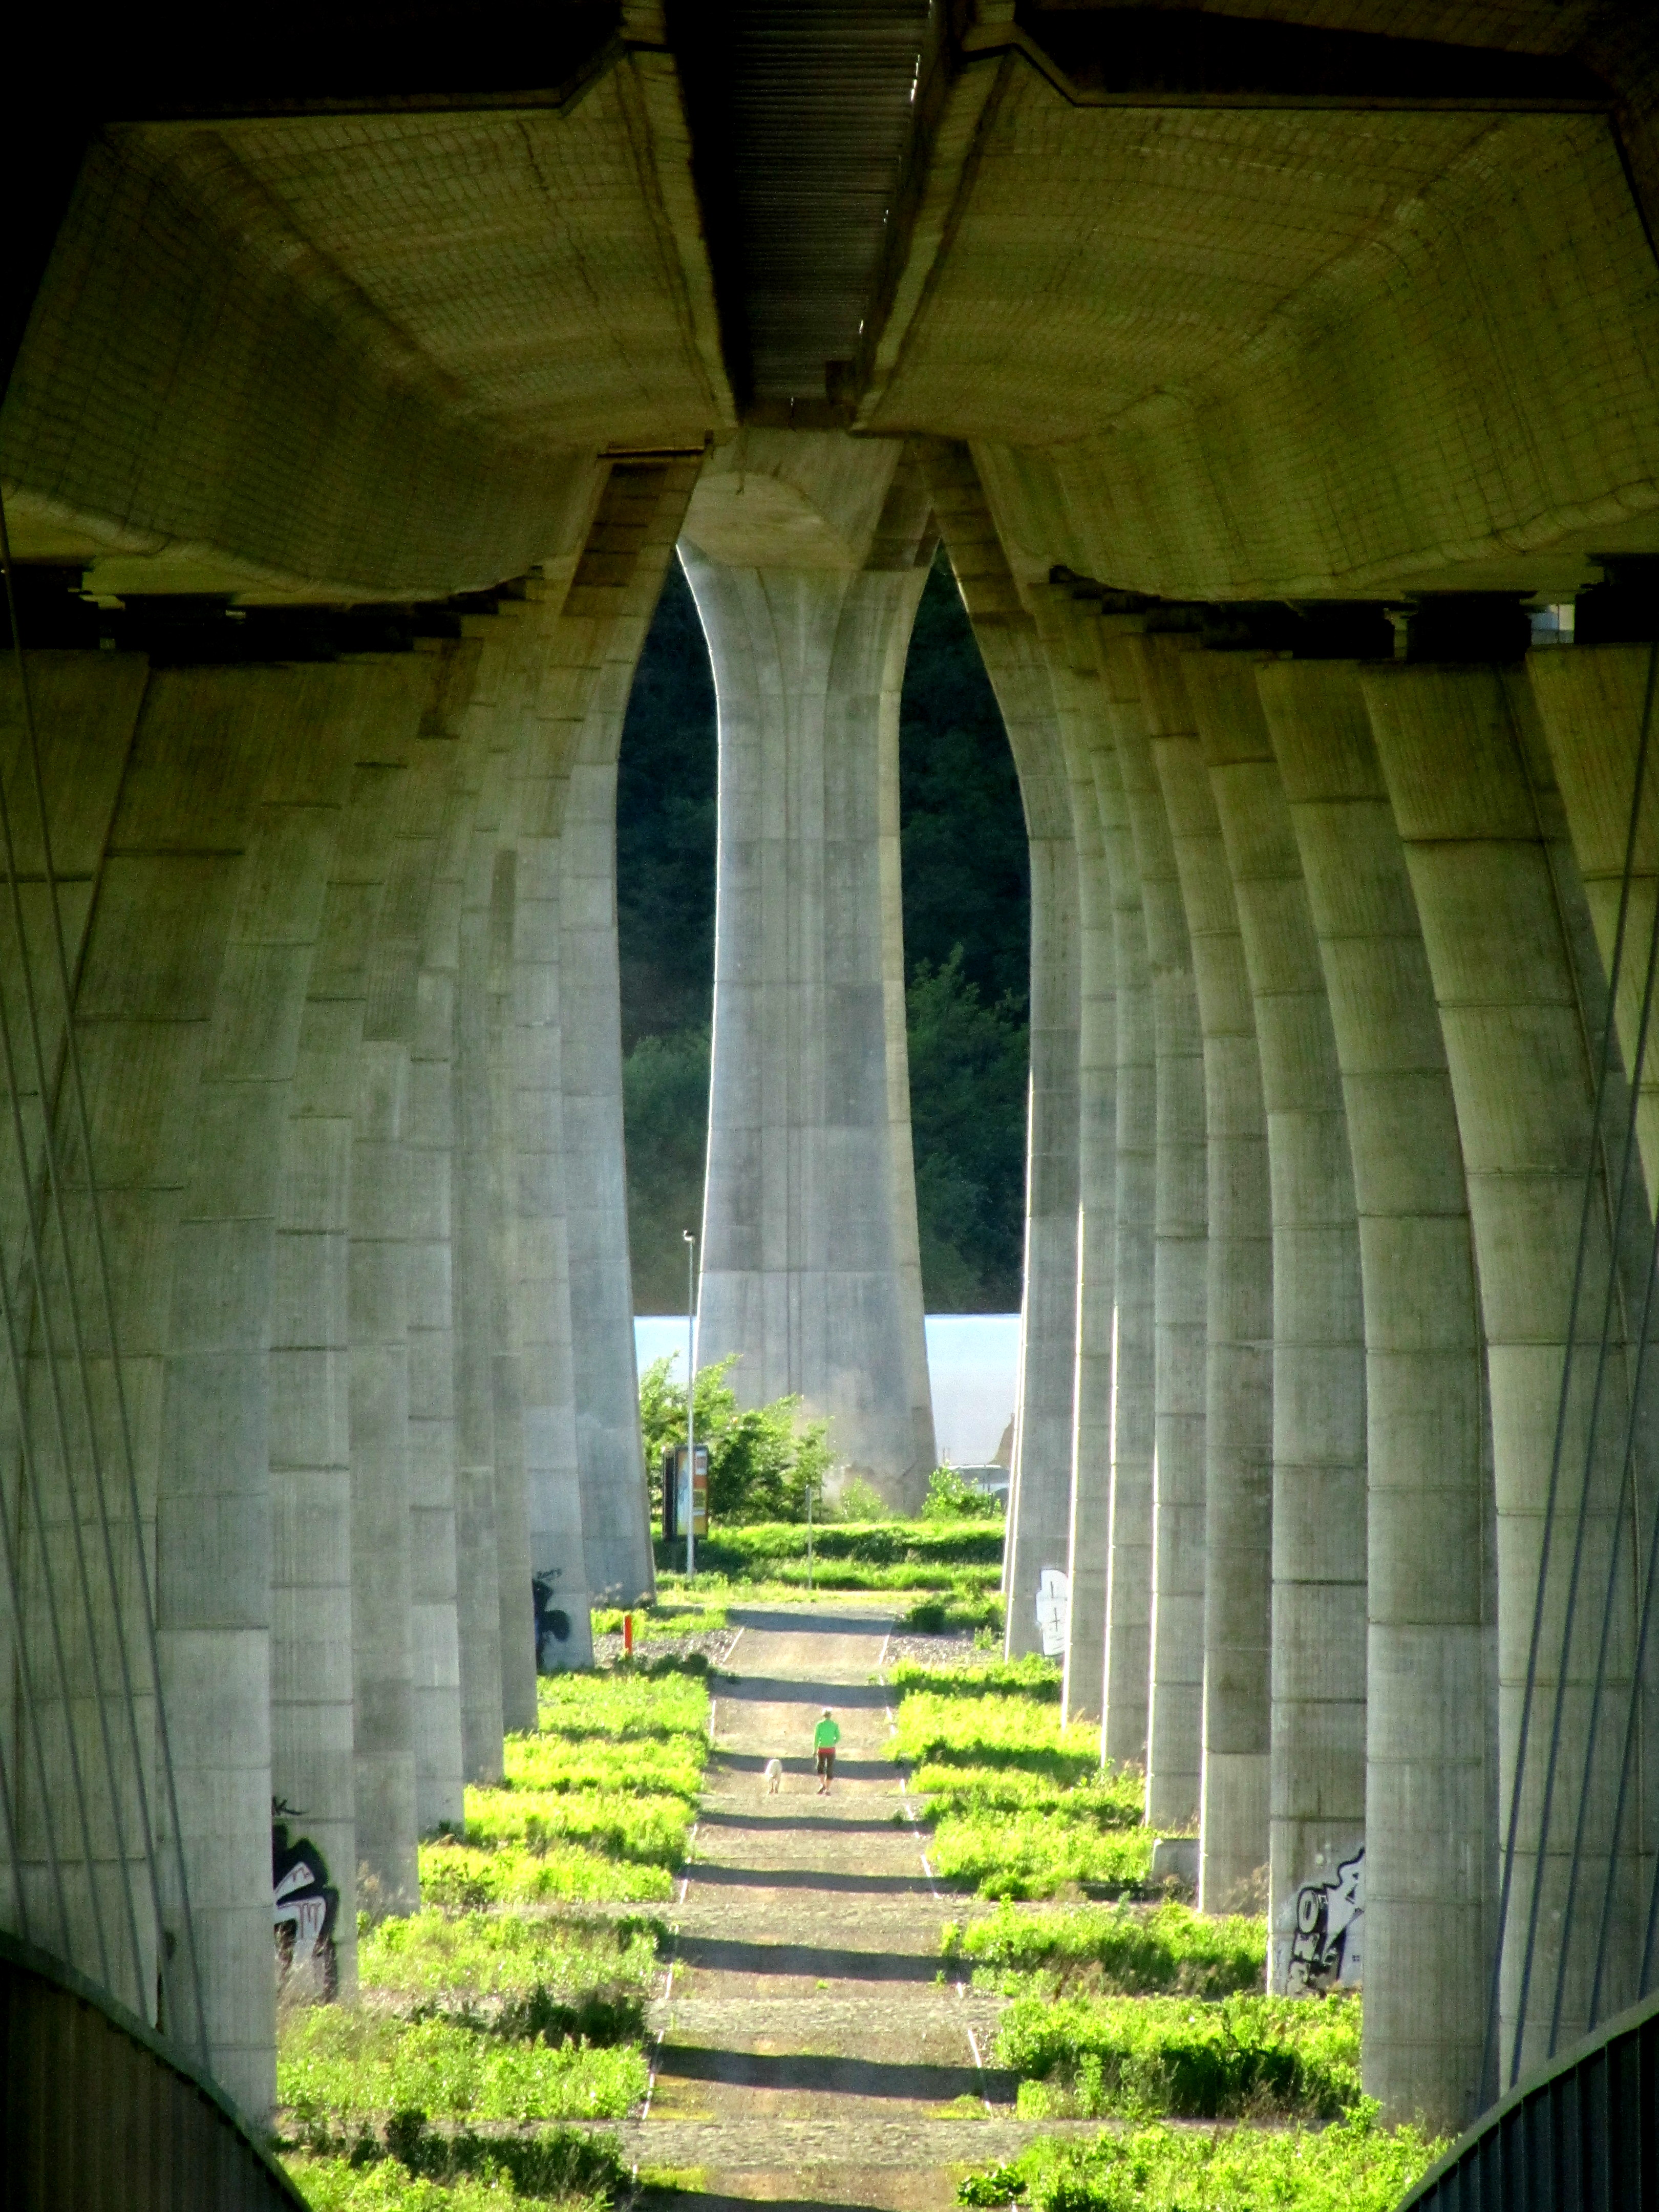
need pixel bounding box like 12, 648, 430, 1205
623, 1611, 633, 1657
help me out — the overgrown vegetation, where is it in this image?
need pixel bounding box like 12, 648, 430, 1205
653, 1516, 1004, 1590
997, 1989, 1362, 2121
617, 547, 1031, 1314
281, 1671, 708, 2206
956, 2106, 1444, 2212
889, 1657, 1158, 1898
946, 1899, 1264, 2001
637, 1352, 832, 1524
922, 1464, 1004, 1520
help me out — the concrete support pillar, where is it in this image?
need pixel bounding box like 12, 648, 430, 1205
0, 654, 152, 2006
407, 645, 482, 1836
547, 462, 696, 1596
1094, 662, 1160, 1771
1185, 652, 1366, 1944
449, 623, 521, 1779
81, 663, 359, 2110
1362, 656, 1638, 2080
1262, 659, 1486, 2129
271, 662, 439, 2012
687, 435, 936, 1513
920, 442, 1078, 1649
1106, 629, 1208, 1833
1528, 643, 1659, 1205
1135, 640, 1274, 1908
1026, 582, 1117, 1727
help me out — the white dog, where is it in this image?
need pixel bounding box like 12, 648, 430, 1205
762, 1758, 783, 1796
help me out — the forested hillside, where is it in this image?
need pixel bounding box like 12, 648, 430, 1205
616, 549, 1029, 1312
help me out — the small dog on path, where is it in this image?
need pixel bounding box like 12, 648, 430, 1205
762, 1758, 783, 1795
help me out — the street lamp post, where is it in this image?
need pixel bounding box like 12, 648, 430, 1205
684, 1229, 696, 1581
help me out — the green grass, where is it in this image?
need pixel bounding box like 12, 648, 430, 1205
900, 1591, 1005, 1636
360, 1909, 661, 2014
994, 1989, 1362, 2121
590, 1602, 729, 1641
652, 1515, 1004, 1589
956, 2105, 1446, 2212
288, 2117, 627, 2209
279, 2010, 647, 2129
889, 1657, 1160, 1899
945, 1899, 1265, 2000
281, 1668, 711, 2208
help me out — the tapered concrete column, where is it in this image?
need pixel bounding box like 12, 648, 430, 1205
448, 620, 523, 1778
1105, 628, 1208, 1832
548, 462, 696, 1596
486, 815, 538, 1730
0, 655, 153, 2005
407, 644, 482, 1835
1028, 581, 1118, 1727
921, 442, 1078, 1650
1134, 640, 1274, 1909
272, 661, 443, 2011
1363, 657, 1639, 2082
78, 663, 348, 2110
1263, 660, 1486, 2129
1528, 643, 1659, 1202
1185, 651, 1366, 1944
688, 434, 937, 1513
1093, 667, 1159, 1770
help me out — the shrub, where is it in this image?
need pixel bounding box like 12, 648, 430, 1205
279, 2009, 648, 2128
993, 1990, 1363, 2122
946, 1900, 1265, 2000
890, 1659, 1157, 1898
956, 2104, 1444, 2212
288, 2115, 628, 2208
902, 1591, 1005, 1636
637, 1353, 832, 1523
923, 1465, 1004, 1520
361, 1910, 659, 2011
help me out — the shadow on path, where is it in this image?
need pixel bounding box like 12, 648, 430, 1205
655, 2044, 1014, 2103
673, 1935, 945, 1983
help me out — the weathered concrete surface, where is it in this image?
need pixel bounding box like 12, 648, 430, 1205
1264, 659, 1482, 2131
1111, 630, 1209, 1835
1364, 660, 1640, 2082
1143, 641, 1274, 1913
1186, 650, 1363, 1936
688, 433, 937, 1514
922, 443, 1079, 1658
1026, 581, 1118, 1728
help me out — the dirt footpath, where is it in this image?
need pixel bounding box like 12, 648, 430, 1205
622, 1602, 1073, 2212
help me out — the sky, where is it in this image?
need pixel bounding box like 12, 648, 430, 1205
632, 1313, 1020, 1469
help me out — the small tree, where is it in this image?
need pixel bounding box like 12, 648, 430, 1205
639, 1354, 833, 1525
922, 1464, 1004, 1520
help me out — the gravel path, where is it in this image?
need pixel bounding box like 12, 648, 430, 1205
621, 1601, 1062, 2212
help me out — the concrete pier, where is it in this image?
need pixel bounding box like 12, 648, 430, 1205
923, 444, 1080, 1654
688, 433, 937, 1514
1112, 630, 1209, 1835
1265, 658, 1481, 2128
1147, 642, 1275, 1910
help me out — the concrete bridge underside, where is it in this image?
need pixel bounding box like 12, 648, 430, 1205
5, 0, 1659, 2154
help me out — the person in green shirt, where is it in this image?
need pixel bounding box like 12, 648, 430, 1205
813, 1709, 841, 1793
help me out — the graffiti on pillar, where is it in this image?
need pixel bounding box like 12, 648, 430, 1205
1279, 1847, 1364, 1995
533, 1572, 573, 1674
273, 1803, 340, 2000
